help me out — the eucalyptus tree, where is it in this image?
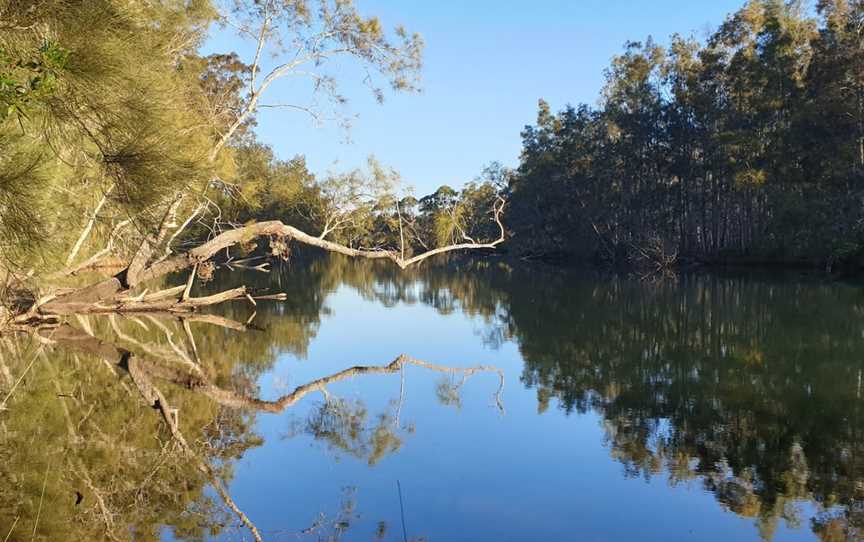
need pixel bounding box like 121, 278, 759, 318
505, 0, 864, 269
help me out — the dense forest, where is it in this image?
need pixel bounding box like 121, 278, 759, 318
506, 0, 864, 270
5, 0, 864, 285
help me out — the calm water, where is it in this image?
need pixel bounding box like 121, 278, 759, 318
3, 256, 864, 541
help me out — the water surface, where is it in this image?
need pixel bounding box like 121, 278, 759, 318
2, 256, 863, 541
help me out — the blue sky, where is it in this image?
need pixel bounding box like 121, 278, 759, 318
205, 1, 747, 195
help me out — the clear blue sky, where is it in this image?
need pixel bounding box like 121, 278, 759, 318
205, 1, 746, 195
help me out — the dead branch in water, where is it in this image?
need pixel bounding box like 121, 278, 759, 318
5, 197, 504, 328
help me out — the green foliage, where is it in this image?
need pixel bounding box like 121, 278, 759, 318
0, 326, 262, 541
0, 40, 69, 121
305, 254, 864, 540
0, 0, 427, 277
209, 142, 320, 238
217, 153, 504, 256
0, 0, 221, 269
0, 136, 49, 258
507, 0, 864, 268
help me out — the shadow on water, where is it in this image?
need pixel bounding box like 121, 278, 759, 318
2, 255, 864, 540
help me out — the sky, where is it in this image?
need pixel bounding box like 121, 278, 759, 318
204, 0, 747, 196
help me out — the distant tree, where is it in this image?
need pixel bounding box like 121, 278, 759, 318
505, 0, 864, 269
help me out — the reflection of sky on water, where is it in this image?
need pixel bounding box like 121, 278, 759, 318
215, 282, 816, 542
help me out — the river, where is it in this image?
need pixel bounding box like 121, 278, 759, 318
2, 255, 863, 541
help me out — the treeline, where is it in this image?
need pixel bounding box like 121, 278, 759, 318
10, 0, 863, 277
506, 0, 864, 269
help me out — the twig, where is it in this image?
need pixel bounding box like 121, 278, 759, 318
397, 480, 408, 542
3, 516, 19, 542
0, 345, 43, 411
182, 263, 198, 301
395, 364, 405, 427
31, 460, 50, 540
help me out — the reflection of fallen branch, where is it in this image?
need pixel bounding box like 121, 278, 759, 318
292, 487, 360, 540
36, 322, 505, 542
201, 354, 505, 415
32, 457, 50, 541
34, 325, 260, 541
3, 516, 20, 542
40, 323, 506, 417
125, 358, 263, 542
108, 315, 195, 371
79, 465, 120, 542
48, 357, 121, 542
140, 311, 263, 333
0, 342, 45, 411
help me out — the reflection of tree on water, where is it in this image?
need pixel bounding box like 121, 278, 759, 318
217, 256, 864, 541
0, 285, 503, 541
8, 255, 864, 541
0, 328, 255, 542
507, 271, 864, 541
290, 397, 410, 467
285, 486, 427, 542
212, 254, 513, 334
286, 362, 504, 467
313, 257, 864, 541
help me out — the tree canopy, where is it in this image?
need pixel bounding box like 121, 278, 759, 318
506, 0, 864, 270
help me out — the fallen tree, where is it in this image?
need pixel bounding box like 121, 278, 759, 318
0, 3, 508, 540
5, 196, 505, 329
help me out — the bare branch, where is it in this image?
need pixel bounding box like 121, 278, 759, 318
200, 354, 505, 414
249, 3, 272, 98
66, 184, 115, 267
